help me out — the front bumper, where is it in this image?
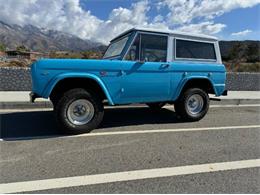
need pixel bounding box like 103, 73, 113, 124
29, 92, 40, 103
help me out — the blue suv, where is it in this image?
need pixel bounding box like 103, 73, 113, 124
30, 27, 227, 134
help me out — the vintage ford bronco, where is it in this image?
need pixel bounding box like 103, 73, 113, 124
30, 27, 227, 134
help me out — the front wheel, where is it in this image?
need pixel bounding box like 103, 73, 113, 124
55, 88, 104, 134
174, 88, 209, 121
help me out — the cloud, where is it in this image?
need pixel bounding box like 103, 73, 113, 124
0, 0, 259, 43
159, 0, 260, 25
0, 0, 102, 40
231, 29, 253, 36
0, 0, 164, 44
177, 21, 226, 35
95, 0, 153, 43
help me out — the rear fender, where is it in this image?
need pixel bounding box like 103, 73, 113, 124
173, 76, 219, 101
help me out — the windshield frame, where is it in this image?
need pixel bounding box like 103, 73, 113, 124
103, 32, 133, 59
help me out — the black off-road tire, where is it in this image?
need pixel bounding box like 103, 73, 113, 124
51, 97, 59, 111
147, 102, 166, 110
55, 88, 104, 134
51, 93, 64, 111
174, 88, 209, 121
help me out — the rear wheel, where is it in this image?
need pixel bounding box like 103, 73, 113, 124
147, 102, 166, 110
174, 88, 209, 121
55, 88, 104, 134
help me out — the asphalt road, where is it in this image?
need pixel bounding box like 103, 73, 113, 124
0, 105, 260, 193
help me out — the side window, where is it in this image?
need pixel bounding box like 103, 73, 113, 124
176, 39, 216, 60
125, 34, 140, 61
125, 33, 168, 62
140, 34, 168, 62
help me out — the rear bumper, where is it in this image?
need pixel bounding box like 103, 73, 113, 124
29, 92, 40, 103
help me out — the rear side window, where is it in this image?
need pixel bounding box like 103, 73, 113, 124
176, 39, 216, 60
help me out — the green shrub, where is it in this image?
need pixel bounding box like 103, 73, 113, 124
0, 43, 6, 52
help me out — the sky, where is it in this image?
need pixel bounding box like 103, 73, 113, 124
0, 0, 259, 44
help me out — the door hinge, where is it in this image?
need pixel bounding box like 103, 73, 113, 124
120, 70, 126, 76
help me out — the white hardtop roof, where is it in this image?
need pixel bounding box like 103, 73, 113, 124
112, 27, 218, 42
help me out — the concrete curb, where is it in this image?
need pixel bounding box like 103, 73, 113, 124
1, 99, 260, 109
0, 102, 52, 109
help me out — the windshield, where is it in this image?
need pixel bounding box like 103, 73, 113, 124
103, 34, 130, 59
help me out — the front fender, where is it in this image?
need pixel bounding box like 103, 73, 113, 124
42, 72, 115, 105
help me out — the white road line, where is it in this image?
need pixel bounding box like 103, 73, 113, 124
107, 104, 260, 109
174, 104, 260, 108
210, 104, 260, 108
1, 159, 259, 193
1, 125, 260, 141
73, 125, 260, 138
210, 104, 260, 107
71, 125, 260, 138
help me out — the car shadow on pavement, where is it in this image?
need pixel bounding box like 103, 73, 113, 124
0, 107, 184, 141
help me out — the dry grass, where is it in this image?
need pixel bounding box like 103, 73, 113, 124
224, 62, 260, 72
0, 59, 32, 68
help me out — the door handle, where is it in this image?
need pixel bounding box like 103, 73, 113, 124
160, 64, 170, 69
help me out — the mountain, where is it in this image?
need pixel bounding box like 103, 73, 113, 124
0, 20, 259, 58
0, 21, 104, 52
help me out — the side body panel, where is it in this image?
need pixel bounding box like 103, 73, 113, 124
118, 61, 171, 104
31, 59, 226, 105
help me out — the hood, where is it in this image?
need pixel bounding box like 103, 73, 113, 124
34, 58, 120, 71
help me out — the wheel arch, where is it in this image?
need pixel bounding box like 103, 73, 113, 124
175, 77, 216, 100
43, 73, 114, 105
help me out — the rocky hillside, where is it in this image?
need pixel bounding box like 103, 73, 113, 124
219, 40, 260, 61
0, 21, 103, 52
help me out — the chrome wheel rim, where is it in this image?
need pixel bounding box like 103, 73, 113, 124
186, 94, 204, 115
67, 99, 95, 125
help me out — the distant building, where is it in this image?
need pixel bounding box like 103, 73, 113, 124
5, 50, 45, 60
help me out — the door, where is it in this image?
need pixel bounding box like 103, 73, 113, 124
119, 33, 171, 104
